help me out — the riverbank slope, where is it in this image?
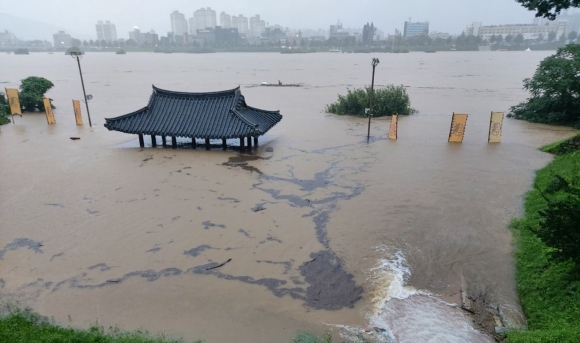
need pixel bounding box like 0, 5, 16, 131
507, 134, 580, 342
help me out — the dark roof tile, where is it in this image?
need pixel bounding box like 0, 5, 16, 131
104, 85, 282, 139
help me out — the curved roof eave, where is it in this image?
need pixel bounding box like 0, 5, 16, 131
152, 84, 241, 97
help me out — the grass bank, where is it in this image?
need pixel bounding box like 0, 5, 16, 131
0, 306, 201, 343
506, 134, 580, 343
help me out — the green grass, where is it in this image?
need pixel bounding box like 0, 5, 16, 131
541, 134, 580, 155
0, 306, 201, 343
292, 331, 333, 343
506, 135, 580, 342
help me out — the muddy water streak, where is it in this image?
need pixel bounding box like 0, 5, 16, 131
0, 52, 576, 343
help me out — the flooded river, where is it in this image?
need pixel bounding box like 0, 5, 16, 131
0, 51, 576, 342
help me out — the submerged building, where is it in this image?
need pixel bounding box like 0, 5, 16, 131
104, 86, 282, 150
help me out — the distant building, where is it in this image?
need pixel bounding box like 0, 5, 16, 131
464, 22, 482, 36
128, 27, 157, 45
428, 32, 450, 40
249, 15, 266, 37
129, 27, 142, 44
329, 20, 351, 40
232, 14, 249, 36
170, 11, 188, 36
193, 7, 217, 32
262, 26, 287, 43
96, 20, 117, 42
478, 22, 566, 40
403, 21, 429, 38
362, 22, 376, 45
0, 30, 18, 46
552, 11, 580, 34
220, 12, 231, 29
53, 30, 72, 48
215, 26, 239, 46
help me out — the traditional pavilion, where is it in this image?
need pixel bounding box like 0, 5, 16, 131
104, 85, 282, 150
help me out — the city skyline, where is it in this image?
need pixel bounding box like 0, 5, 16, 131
1, 0, 542, 41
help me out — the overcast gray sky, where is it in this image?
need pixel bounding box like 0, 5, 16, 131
1, 0, 540, 40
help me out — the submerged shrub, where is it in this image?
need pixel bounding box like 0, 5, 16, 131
19, 76, 54, 112
0, 92, 10, 125
326, 85, 415, 117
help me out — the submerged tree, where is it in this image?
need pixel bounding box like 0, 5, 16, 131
19, 77, 55, 112
508, 44, 580, 126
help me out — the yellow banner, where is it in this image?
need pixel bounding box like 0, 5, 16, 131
73, 100, 83, 125
488, 112, 504, 143
388, 114, 398, 140
5, 88, 22, 116
43, 98, 56, 124
448, 113, 468, 142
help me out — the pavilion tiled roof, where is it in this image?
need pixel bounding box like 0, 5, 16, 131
104, 86, 282, 139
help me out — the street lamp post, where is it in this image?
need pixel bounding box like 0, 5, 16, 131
367, 58, 380, 142
70, 51, 92, 127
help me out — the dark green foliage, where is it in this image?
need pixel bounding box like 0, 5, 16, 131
535, 175, 580, 269
506, 141, 580, 342
0, 92, 10, 125
508, 45, 580, 127
19, 76, 54, 112
65, 46, 84, 55
516, 0, 580, 20
0, 305, 201, 343
325, 85, 415, 117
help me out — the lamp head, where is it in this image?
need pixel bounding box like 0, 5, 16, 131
70, 50, 82, 59
372, 58, 380, 66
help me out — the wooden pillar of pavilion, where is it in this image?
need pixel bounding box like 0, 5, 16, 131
192, 137, 196, 149
139, 134, 144, 148
151, 135, 157, 147
205, 138, 210, 150
253, 136, 258, 147
222, 138, 227, 150
172, 136, 177, 149
247, 136, 252, 149
162, 136, 167, 147
240, 137, 245, 151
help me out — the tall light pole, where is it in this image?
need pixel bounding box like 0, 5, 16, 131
70, 51, 92, 127
367, 58, 380, 142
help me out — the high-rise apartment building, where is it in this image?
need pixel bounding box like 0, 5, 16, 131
403, 21, 429, 38
232, 14, 249, 36
249, 15, 266, 37
96, 21, 117, 42
362, 22, 375, 45
193, 7, 217, 32
170, 11, 188, 36
220, 12, 231, 28
53, 31, 72, 48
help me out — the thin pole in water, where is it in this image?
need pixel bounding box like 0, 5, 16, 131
74, 54, 92, 127
367, 58, 380, 142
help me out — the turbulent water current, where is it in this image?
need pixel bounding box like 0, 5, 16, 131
0, 51, 577, 342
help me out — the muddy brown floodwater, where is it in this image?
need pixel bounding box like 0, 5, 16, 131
0, 51, 577, 343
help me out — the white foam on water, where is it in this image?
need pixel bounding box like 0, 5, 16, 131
338, 246, 494, 343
